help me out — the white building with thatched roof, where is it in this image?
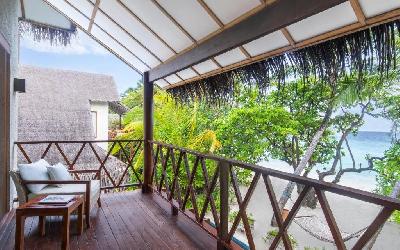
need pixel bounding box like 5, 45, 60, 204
17, 65, 121, 149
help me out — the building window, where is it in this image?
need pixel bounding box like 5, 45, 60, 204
91, 111, 97, 138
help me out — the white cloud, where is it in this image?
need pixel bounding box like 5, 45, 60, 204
20, 30, 109, 56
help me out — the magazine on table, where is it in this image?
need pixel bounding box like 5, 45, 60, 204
39, 195, 75, 204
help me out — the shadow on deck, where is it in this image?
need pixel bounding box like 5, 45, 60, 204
0, 190, 216, 249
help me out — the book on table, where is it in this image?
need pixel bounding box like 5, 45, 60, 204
39, 195, 75, 205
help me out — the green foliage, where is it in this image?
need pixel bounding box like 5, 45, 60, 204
228, 211, 255, 228
263, 229, 297, 247
374, 142, 400, 223
215, 80, 337, 174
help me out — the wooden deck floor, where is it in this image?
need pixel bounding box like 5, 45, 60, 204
0, 190, 216, 249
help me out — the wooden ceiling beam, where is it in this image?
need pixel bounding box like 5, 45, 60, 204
88, 0, 100, 33
151, 0, 196, 43
117, 0, 201, 79
151, 0, 221, 76
281, 28, 296, 46
350, 0, 366, 25
20, 0, 26, 19
165, 8, 400, 89
65, 0, 153, 69
82, 0, 163, 64
116, 0, 177, 55
196, 0, 251, 59
149, 0, 347, 82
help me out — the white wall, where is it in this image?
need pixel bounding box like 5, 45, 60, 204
90, 101, 109, 150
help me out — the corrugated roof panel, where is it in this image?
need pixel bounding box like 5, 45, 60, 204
120, 0, 193, 53
91, 26, 149, 73
94, 11, 160, 68
359, 0, 400, 18
155, 79, 170, 88
192, 59, 219, 74
99, 0, 174, 61
66, 0, 93, 18
214, 48, 247, 67
203, 0, 261, 25
286, 2, 357, 42
176, 68, 198, 80
243, 31, 289, 56
157, 0, 220, 41
165, 74, 181, 84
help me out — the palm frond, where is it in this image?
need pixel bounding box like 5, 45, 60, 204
168, 20, 400, 105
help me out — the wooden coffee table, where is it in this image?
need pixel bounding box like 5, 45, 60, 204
15, 195, 84, 250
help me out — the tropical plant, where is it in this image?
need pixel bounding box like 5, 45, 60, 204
374, 142, 400, 223
263, 229, 297, 248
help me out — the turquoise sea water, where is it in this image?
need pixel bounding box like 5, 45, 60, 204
260, 131, 393, 192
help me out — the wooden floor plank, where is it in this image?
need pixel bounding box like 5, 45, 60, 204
0, 190, 216, 249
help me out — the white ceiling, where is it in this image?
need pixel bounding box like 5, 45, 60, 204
23, 0, 400, 88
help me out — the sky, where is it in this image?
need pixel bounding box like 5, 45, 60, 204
19, 29, 393, 132
19, 30, 142, 94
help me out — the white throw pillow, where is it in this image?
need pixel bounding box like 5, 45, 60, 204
47, 163, 73, 187
18, 159, 51, 193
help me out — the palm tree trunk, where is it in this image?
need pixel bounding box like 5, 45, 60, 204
271, 106, 333, 226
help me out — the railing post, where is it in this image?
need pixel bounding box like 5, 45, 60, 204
142, 71, 154, 193
218, 161, 229, 250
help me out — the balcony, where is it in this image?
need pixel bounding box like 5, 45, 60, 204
1, 139, 399, 249
0, 190, 215, 249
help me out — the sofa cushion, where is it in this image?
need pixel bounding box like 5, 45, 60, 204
28, 180, 100, 209
47, 163, 73, 187
18, 159, 51, 193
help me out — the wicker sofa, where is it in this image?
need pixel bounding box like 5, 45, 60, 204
10, 169, 101, 228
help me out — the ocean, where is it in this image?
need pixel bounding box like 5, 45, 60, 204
259, 131, 393, 192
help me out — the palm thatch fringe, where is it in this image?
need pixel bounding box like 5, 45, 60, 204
168, 19, 400, 104
19, 19, 77, 46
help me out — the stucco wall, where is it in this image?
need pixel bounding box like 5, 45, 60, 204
90, 101, 109, 150
0, 0, 19, 213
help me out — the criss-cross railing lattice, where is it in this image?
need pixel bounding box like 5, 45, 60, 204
15, 140, 143, 190
150, 141, 400, 250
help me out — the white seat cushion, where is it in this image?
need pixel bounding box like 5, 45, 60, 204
28, 180, 100, 206
18, 159, 51, 193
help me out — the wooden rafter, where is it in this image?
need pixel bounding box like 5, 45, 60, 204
84, 0, 163, 65
151, 0, 196, 43
149, 0, 348, 82
87, 0, 100, 33
118, 0, 201, 79
165, 8, 400, 89
281, 27, 296, 46
116, 0, 200, 80
350, 0, 366, 25
151, 0, 222, 72
196, 0, 252, 59
20, 0, 26, 19
116, 0, 177, 55
65, 0, 153, 69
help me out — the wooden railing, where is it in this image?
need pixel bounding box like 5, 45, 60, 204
15, 140, 143, 191
14, 139, 400, 249
149, 141, 400, 250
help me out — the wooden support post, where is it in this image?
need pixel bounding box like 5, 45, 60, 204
218, 161, 229, 250
142, 71, 154, 193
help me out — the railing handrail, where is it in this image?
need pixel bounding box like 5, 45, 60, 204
150, 140, 400, 210
15, 139, 142, 144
